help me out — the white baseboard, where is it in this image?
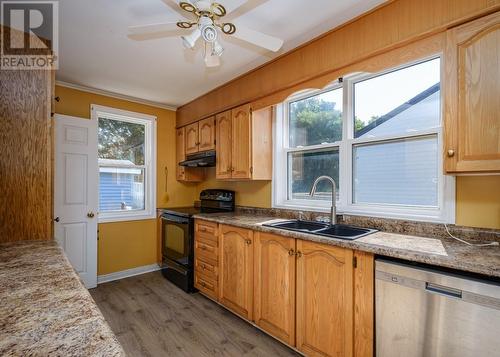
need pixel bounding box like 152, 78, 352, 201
97, 263, 161, 284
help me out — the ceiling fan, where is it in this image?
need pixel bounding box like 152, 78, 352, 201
128, 0, 284, 67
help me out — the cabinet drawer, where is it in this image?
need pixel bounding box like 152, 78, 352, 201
195, 238, 218, 261
195, 256, 218, 280
195, 220, 218, 242
195, 273, 218, 300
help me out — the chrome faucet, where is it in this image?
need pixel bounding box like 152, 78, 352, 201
309, 175, 337, 225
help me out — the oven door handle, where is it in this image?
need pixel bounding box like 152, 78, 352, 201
161, 215, 190, 224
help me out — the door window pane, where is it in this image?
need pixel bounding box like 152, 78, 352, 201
289, 87, 343, 147
98, 117, 145, 165
353, 136, 438, 206
288, 149, 339, 201
354, 58, 440, 138
99, 166, 145, 212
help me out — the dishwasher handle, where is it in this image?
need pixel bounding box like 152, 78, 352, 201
426, 282, 463, 299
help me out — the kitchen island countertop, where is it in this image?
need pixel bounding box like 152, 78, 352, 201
0, 240, 125, 356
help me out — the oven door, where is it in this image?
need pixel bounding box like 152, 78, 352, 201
161, 213, 192, 269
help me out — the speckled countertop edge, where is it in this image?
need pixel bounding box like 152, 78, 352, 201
0, 240, 126, 357
193, 213, 500, 279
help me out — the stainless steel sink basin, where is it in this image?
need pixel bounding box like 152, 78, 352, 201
263, 219, 377, 240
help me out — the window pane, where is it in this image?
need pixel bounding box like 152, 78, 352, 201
98, 117, 145, 165
99, 167, 145, 212
354, 58, 440, 138
288, 149, 339, 201
289, 87, 343, 147
353, 136, 438, 206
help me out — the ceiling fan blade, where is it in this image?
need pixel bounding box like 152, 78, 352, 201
221, 0, 248, 14
128, 22, 180, 34
231, 24, 283, 52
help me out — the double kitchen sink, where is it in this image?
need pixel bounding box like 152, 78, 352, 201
263, 220, 377, 240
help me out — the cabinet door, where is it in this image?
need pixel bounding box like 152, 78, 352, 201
176, 127, 203, 182
198, 116, 216, 152
254, 232, 296, 346
296, 240, 354, 357
231, 104, 252, 179
216, 110, 232, 179
444, 11, 500, 173
185, 122, 199, 154
219, 224, 253, 320
175, 127, 187, 181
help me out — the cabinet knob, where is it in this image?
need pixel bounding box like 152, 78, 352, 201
288, 249, 295, 256
447, 149, 455, 157
245, 239, 252, 245
296, 251, 302, 258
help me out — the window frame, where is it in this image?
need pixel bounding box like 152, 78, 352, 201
273, 55, 456, 223
91, 104, 157, 223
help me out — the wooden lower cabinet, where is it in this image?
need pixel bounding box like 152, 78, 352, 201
296, 240, 354, 357
218, 224, 254, 320
194, 220, 374, 357
253, 232, 296, 346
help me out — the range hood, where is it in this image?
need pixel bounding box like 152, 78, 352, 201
179, 150, 216, 168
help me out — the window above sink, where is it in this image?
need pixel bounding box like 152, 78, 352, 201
273, 56, 455, 224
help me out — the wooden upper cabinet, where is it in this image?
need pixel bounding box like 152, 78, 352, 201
175, 127, 186, 181
175, 127, 203, 182
198, 116, 216, 152
253, 232, 296, 346
231, 104, 252, 179
185, 122, 199, 155
216, 110, 233, 179
444, 11, 500, 173
219, 224, 253, 320
215, 104, 273, 180
296, 240, 354, 357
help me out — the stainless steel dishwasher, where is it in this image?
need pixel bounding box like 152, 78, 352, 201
376, 258, 500, 357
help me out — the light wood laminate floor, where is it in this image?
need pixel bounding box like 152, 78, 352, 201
90, 271, 299, 357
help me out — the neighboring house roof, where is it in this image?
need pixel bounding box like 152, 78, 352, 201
98, 158, 142, 174
98, 158, 135, 166
356, 82, 440, 138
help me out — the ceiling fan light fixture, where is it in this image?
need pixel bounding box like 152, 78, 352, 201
204, 43, 220, 67
181, 28, 201, 49
201, 24, 218, 43
213, 41, 224, 56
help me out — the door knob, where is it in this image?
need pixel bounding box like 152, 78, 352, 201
53, 217, 60, 222
87, 211, 95, 218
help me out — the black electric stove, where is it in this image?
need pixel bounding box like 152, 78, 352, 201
160, 189, 234, 292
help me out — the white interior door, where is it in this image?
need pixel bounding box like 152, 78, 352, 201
54, 114, 98, 288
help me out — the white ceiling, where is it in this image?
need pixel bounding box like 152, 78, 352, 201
57, 0, 385, 108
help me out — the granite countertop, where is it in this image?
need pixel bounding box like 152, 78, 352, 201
194, 212, 500, 278
0, 240, 125, 356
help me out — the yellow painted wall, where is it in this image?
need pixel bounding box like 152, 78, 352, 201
195, 170, 272, 208
456, 176, 500, 230
55, 85, 197, 275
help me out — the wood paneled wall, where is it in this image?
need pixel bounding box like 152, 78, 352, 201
0, 29, 53, 242
177, 0, 500, 126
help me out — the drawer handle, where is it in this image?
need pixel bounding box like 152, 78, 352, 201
200, 281, 206, 288
201, 263, 206, 270
200, 245, 207, 250
199, 227, 207, 232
